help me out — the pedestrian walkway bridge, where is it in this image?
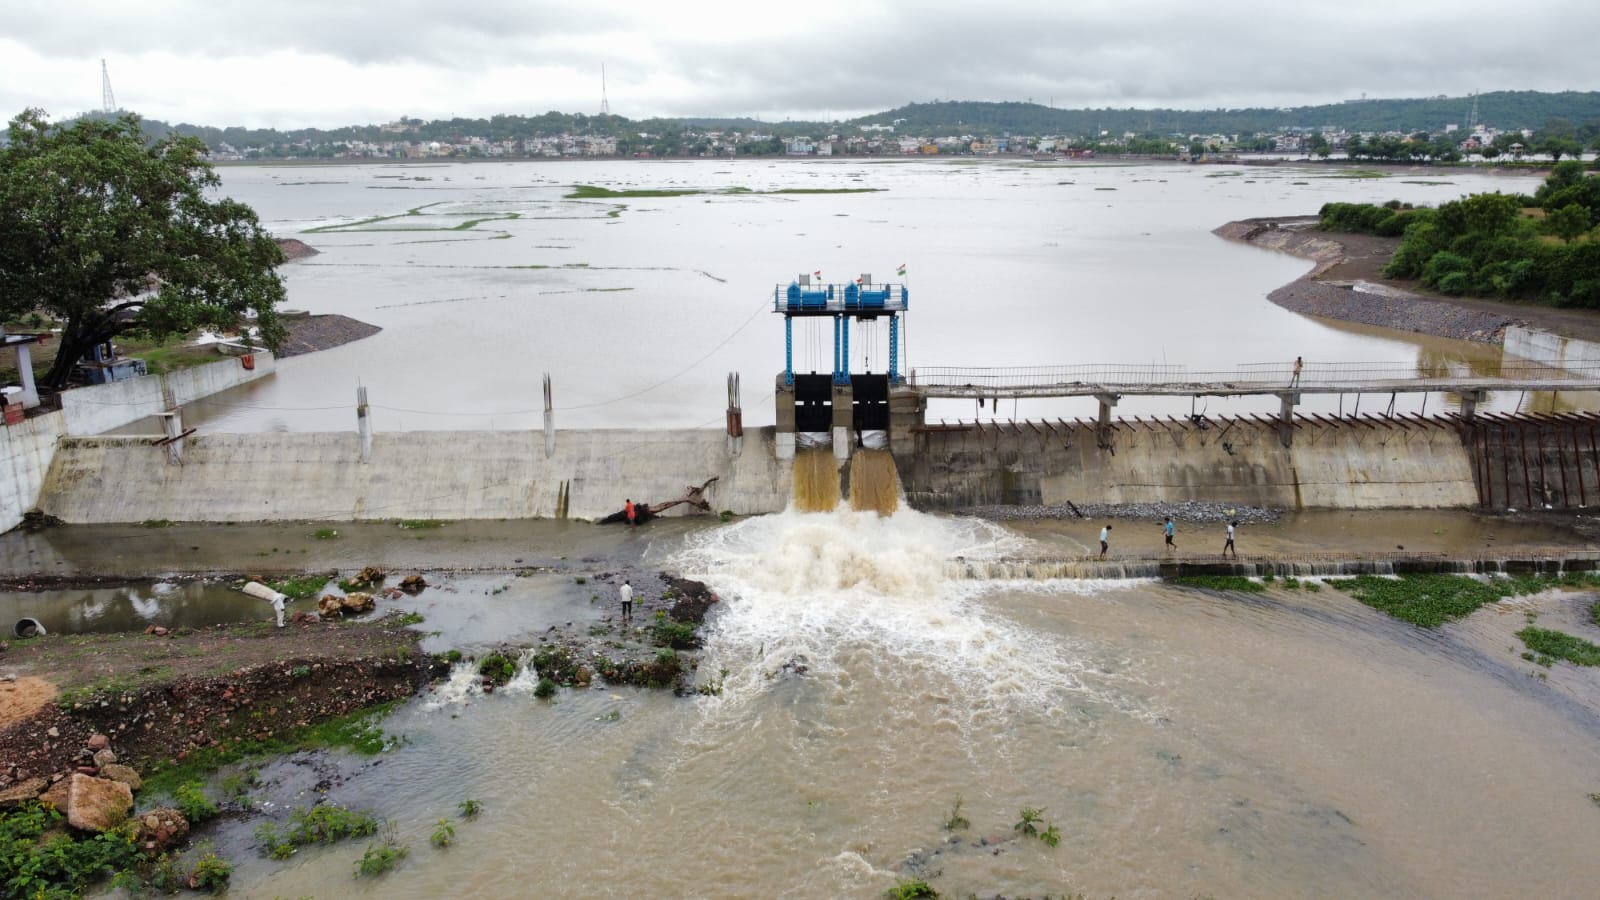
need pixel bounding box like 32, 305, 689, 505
908, 361, 1600, 405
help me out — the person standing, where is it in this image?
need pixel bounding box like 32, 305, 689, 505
1163, 517, 1177, 553
1099, 524, 1112, 559
625, 498, 636, 528
619, 579, 634, 620
1290, 356, 1303, 387
1223, 521, 1238, 559
271, 592, 287, 628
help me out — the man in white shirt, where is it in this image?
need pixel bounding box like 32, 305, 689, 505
619, 580, 634, 620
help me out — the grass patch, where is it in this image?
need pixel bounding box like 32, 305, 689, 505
311, 527, 339, 540
0, 802, 144, 898
354, 835, 408, 878
651, 610, 700, 649
268, 575, 331, 600
398, 519, 444, 530
256, 805, 380, 859
1323, 573, 1579, 628
1516, 627, 1600, 667
478, 653, 518, 686
886, 879, 939, 898
142, 701, 401, 796
1166, 575, 1265, 593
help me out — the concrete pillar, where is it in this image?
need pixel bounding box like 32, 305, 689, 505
887, 384, 926, 460
725, 372, 743, 457
357, 386, 372, 463
14, 343, 39, 409
774, 373, 796, 461
542, 373, 555, 458
832, 383, 854, 461
1455, 389, 1488, 420
1276, 391, 1298, 447
1095, 393, 1119, 450
160, 408, 184, 464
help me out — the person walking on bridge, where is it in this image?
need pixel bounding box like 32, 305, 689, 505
1290, 356, 1303, 388
1223, 521, 1238, 559
1099, 524, 1112, 559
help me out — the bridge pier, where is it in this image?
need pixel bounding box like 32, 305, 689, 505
1455, 389, 1488, 420
1096, 393, 1119, 449
1276, 391, 1299, 447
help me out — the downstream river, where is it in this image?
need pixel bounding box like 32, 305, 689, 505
189, 158, 1546, 433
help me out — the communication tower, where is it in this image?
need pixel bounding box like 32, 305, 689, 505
600, 63, 610, 116
101, 59, 116, 113
1468, 92, 1480, 131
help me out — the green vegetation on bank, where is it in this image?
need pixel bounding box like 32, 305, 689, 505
1166, 575, 1265, 593
1324, 572, 1600, 627
1318, 161, 1600, 306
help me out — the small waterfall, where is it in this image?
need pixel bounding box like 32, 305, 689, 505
791, 448, 841, 512
847, 449, 900, 516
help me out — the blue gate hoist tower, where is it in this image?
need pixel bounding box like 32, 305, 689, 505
773, 273, 908, 386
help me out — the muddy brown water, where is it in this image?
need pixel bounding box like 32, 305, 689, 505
7, 510, 1599, 897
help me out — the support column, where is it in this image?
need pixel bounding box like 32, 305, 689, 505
1455, 389, 1487, 420
543, 373, 555, 458
1096, 393, 1119, 450
160, 408, 184, 464
833, 382, 854, 461
774, 373, 796, 461
14, 343, 39, 409
888, 314, 899, 385
725, 372, 743, 457
832, 317, 842, 384
841, 318, 852, 385
357, 386, 372, 463
784, 318, 794, 386
1276, 391, 1298, 447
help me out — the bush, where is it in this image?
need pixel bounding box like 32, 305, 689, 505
651, 610, 700, 649
354, 839, 408, 878
478, 653, 517, 686
188, 846, 232, 895
173, 782, 218, 823
533, 677, 557, 699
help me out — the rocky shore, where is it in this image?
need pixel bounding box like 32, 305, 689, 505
1214, 217, 1521, 343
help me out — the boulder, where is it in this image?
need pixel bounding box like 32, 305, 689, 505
348, 565, 385, 588
399, 574, 428, 593
291, 610, 321, 624
39, 777, 70, 810
65, 774, 132, 832
318, 594, 345, 617
99, 764, 143, 791
0, 775, 47, 809
135, 807, 189, 855
93, 748, 117, 767
86, 734, 110, 751
341, 592, 375, 614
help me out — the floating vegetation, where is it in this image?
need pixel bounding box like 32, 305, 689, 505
1166, 575, 1264, 593
566, 184, 882, 199
1516, 627, 1600, 667
1323, 573, 1594, 628
1400, 180, 1454, 185
1319, 169, 1389, 179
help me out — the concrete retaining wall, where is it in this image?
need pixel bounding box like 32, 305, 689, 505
60, 353, 274, 436
41, 427, 788, 524
1504, 326, 1600, 371
901, 417, 1478, 510
0, 410, 68, 532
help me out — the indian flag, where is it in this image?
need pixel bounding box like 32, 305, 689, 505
896, 264, 907, 276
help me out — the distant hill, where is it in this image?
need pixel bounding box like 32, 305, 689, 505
850, 91, 1600, 136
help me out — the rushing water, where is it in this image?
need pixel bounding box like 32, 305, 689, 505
164, 158, 1562, 437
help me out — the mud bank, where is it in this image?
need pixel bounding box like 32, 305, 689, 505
1214, 217, 1519, 343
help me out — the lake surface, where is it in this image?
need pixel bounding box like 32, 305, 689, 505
180, 159, 1552, 434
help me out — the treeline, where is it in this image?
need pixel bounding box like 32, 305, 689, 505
1319, 161, 1600, 307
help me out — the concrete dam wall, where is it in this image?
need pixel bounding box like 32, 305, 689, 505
41, 428, 788, 524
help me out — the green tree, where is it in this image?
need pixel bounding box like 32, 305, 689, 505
1546, 204, 1591, 242
0, 109, 286, 388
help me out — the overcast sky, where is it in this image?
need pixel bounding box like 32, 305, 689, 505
4, 0, 1598, 129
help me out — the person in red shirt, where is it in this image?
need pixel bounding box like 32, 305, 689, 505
625, 498, 636, 527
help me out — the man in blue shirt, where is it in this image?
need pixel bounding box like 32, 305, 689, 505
1163, 518, 1176, 553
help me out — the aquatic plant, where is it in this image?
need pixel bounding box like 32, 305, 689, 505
1014, 806, 1045, 836
173, 782, 218, 823
534, 677, 557, 699
885, 879, 938, 899
457, 799, 482, 820
268, 576, 330, 601
478, 653, 518, 686
188, 844, 232, 895
1039, 823, 1062, 847
0, 802, 144, 898
311, 528, 339, 540
257, 805, 380, 859
1166, 576, 1264, 593
1325, 574, 1560, 628
652, 610, 699, 649
353, 835, 408, 878
430, 818, 455, 848
1516, 627, 1600, 667
942, 795, 970, 831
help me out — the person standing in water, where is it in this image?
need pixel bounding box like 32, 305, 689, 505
619, 579, 634, 620
1099, 524, 1112, 559
1223, 521, 1238, 559
625, 498, 637, 527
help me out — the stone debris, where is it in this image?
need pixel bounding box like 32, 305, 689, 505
65, 773, 133, 832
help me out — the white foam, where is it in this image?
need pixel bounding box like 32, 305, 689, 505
670, 507, 1153, 727
422, 661, 484, 709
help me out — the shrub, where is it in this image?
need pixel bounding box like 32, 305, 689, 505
174, 782, 218, 823
430, 818, 455, 848
457, 799, 482, 820
651, 610, 700, 649
534, 677, 557, 699
188, 845, 232, 895
354, 839, 408, 878
478, 653, 517, 686
886, 879, 939, 899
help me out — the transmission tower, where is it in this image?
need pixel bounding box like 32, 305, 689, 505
1468, 92, 1480, 131
600, 63, 610, 116
101, 59, 117, 113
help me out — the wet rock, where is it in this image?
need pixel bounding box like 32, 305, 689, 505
341, 592, 375, 614
0, 775, 47, 809
87, 734, 110, 751
291, 611, 321, 624
92, 748, 117, 767
143, 625, 169, 636
399, 574, 428, 593
347, 566, 385, 588
99, 764, 142, 791
135, 807, 189, 855
318, 594, 345, 618
66, 774, 133, 832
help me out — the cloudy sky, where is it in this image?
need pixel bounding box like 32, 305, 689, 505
4, 0, 1598, 129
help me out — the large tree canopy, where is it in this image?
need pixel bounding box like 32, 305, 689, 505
0, 109, 285, 389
